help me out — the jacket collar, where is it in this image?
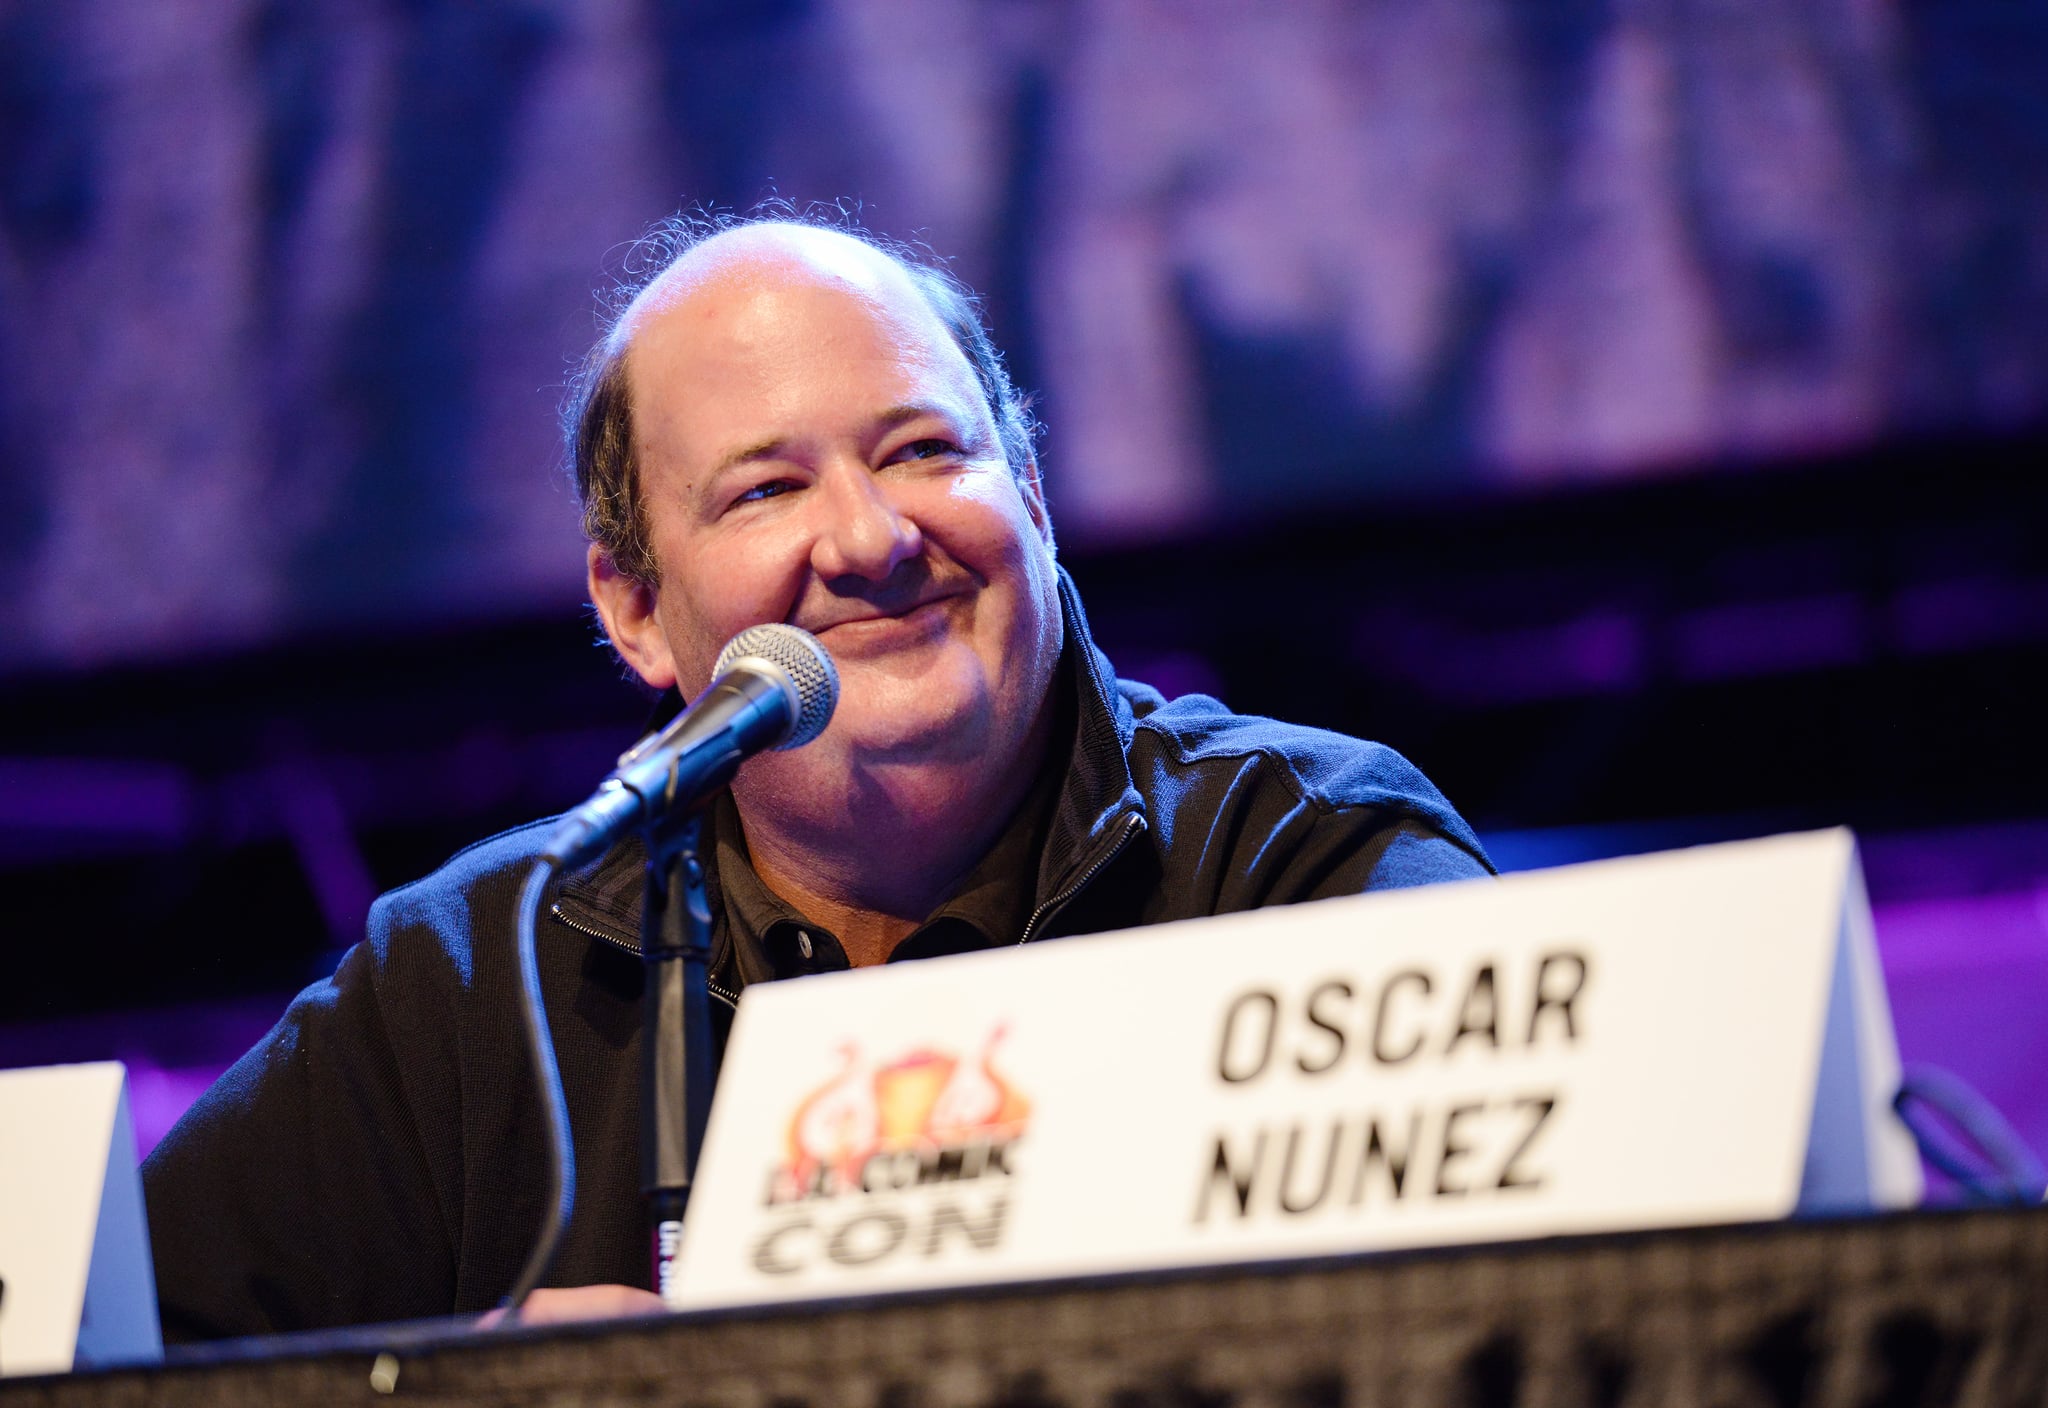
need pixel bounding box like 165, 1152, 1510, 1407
1027, 567, 1149, 922
553, 565, 1147, 954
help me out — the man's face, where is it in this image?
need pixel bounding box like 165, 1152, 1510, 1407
600, 231, 1063, 807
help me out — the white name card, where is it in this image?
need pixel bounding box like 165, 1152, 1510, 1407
668, 829, 1919, 1311
0, 1063, 162, 1377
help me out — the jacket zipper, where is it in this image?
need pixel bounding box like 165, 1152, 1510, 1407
1018, 811, 1144, 946
550, 903, 741, 1010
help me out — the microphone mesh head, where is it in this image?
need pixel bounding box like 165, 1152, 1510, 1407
712, 624, 840, 749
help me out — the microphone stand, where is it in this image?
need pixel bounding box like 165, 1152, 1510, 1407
640, 805, 717, 1305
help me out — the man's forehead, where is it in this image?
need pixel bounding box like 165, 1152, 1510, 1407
614, 224, 925, 351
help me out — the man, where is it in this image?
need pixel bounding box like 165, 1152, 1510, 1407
142, 216, 1491, 1339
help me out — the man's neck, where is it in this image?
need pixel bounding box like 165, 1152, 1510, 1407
730, 703, 1056, 966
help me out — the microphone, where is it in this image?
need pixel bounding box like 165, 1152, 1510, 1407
507, 624, 836, 1309
544, 624, 839, 866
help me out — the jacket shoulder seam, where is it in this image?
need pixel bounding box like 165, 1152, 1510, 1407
1131, 718, 1382, 818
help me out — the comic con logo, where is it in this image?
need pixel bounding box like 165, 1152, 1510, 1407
751, 1025, 1029, 1277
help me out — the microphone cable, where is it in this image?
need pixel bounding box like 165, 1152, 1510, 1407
500, 853, 577, 1315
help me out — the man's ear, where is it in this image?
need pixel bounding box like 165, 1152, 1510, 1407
587, 545, 679, 690
1016, 455, 1056, 556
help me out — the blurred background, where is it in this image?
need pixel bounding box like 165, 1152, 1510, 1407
1, 0, 2043, 1186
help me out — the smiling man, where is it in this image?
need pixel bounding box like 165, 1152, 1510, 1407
141, 216, 1492, 1339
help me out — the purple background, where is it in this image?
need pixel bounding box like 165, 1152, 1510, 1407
1, 0, 2045, 670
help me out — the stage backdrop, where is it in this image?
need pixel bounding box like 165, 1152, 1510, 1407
1, 0, 2045, 670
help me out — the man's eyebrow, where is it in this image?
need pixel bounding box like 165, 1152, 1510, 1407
704, 402, 978, 483
875, 400, 985, 440
706, 437, 788, 482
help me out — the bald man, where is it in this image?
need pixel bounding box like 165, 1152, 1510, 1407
142, 218, 1491, 1339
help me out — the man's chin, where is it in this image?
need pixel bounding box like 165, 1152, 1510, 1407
830, 698, 994, 767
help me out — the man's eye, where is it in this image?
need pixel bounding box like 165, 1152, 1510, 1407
898, 438, 961, 462
734, 480, 794, 505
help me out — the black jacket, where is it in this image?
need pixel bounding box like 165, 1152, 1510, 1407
142, 574, 1490, 1340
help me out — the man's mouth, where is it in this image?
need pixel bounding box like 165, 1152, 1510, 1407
805, 592, 961, 648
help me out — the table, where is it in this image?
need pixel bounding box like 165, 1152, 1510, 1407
9, 1206, 2046, 1407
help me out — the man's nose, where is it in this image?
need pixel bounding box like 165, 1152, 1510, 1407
808, 461, 923, 582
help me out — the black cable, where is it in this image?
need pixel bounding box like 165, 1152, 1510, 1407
500, 855, 577, 1311
1893, 1063, 2047, 1205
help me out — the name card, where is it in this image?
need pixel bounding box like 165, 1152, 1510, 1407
668, 829, 1919, 1310
0, 1063, 162, 1377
